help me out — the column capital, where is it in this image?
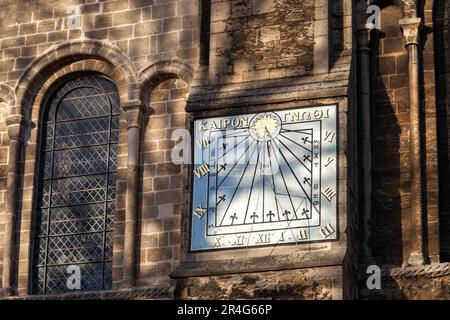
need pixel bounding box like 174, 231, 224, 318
356, 27, 371, 52
5, 114, 27, 142
399, 17, 421, 46
122, 100, 145, 130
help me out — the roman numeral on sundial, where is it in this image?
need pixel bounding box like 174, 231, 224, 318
320, 224, 336, 239
198, 138, 210, 148
233, 235, 245, 246
193, 163, 209, 178
324, 157, 335, 167
324, 131, 336, 143
322, 186, 336, 201
256, 233, 270, 244
298, 229, 308, 240
212, 236, 223, 247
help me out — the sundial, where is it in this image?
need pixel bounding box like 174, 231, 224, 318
191, 105, 338, 251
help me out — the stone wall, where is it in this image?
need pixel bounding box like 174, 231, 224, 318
174, 266, 343, 300
370, 4, 410, 266
0, 0, 357, 300
0, 0, 200, 295
0, 0, 199, 88
368, 0, 440, 268
208, 0, 315, 84
435, 0, 450, 262
0, 100, 9, 289
134, 78, 188, 288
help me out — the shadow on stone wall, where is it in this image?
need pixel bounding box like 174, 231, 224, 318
330, 0, 344, 71
369, 4, 405, 267
433, 0, 450, 262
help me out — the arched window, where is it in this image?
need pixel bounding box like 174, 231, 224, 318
32, 74, 120, 294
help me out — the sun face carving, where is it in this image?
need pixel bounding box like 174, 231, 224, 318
249, 112, 282, 141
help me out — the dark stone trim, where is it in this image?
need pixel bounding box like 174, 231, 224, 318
186, 73, 350, 111
171, 248, 346, 278
1, 286, 172, 300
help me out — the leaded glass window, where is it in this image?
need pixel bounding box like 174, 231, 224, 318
32, 74, 120, 295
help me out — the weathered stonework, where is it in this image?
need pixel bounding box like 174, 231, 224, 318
219, 0, 315, 82
174, 266, 342, 300
0, 0, 449, 300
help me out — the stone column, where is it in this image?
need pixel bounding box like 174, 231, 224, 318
357, 27, 372, 259
2, 114, 26, 296
400, 17, 425, 266
121, 100, 144, 287
313, 0, 330, 74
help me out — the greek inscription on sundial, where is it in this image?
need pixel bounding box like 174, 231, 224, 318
191, 105, 338, 251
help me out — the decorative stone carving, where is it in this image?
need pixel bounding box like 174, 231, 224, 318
5, 114, 27, 142
399, 17, 421, 46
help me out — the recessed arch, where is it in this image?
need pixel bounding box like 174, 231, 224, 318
31, 73, 121, 294
0, 83, 15, 107
11, 58, 135, 293
364, 0, 417, 16
138, 59, 195, 106
14, 40, 139, 121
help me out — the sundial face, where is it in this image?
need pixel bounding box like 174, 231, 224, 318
191, 105, 338, 251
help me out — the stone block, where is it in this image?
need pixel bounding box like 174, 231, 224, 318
146, 247, 173, 262
104, 0, 128, 13
152, 3, 176, 19
211, 2, 230, 21
163, 17, 182, 32
135, 21, 162, 36
383, 37, 405, 54
157, 32, 178, 52
177, 1, 198, 16
129, 0, 153, 9
252, 0, 275, 14
109, 25, 133, 40
37, 20, 55, 33
48, 30, 68, 42
19, 22, 37, 35
95, 14, 113, 29
129, 37, 150, 56
113, 9, 141, 26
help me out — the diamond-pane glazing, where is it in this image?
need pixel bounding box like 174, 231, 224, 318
33, 75, 119, 295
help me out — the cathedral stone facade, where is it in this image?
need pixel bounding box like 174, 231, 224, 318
0, 0, 448, 300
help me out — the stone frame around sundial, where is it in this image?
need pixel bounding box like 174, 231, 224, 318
190, 104, 339, 252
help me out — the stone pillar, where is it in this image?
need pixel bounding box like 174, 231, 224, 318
400, 17, 425, 266
357, 27, 372, 259
2, 114, 27, 296
313, 0, 330, 74
121, 100, 144, 287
